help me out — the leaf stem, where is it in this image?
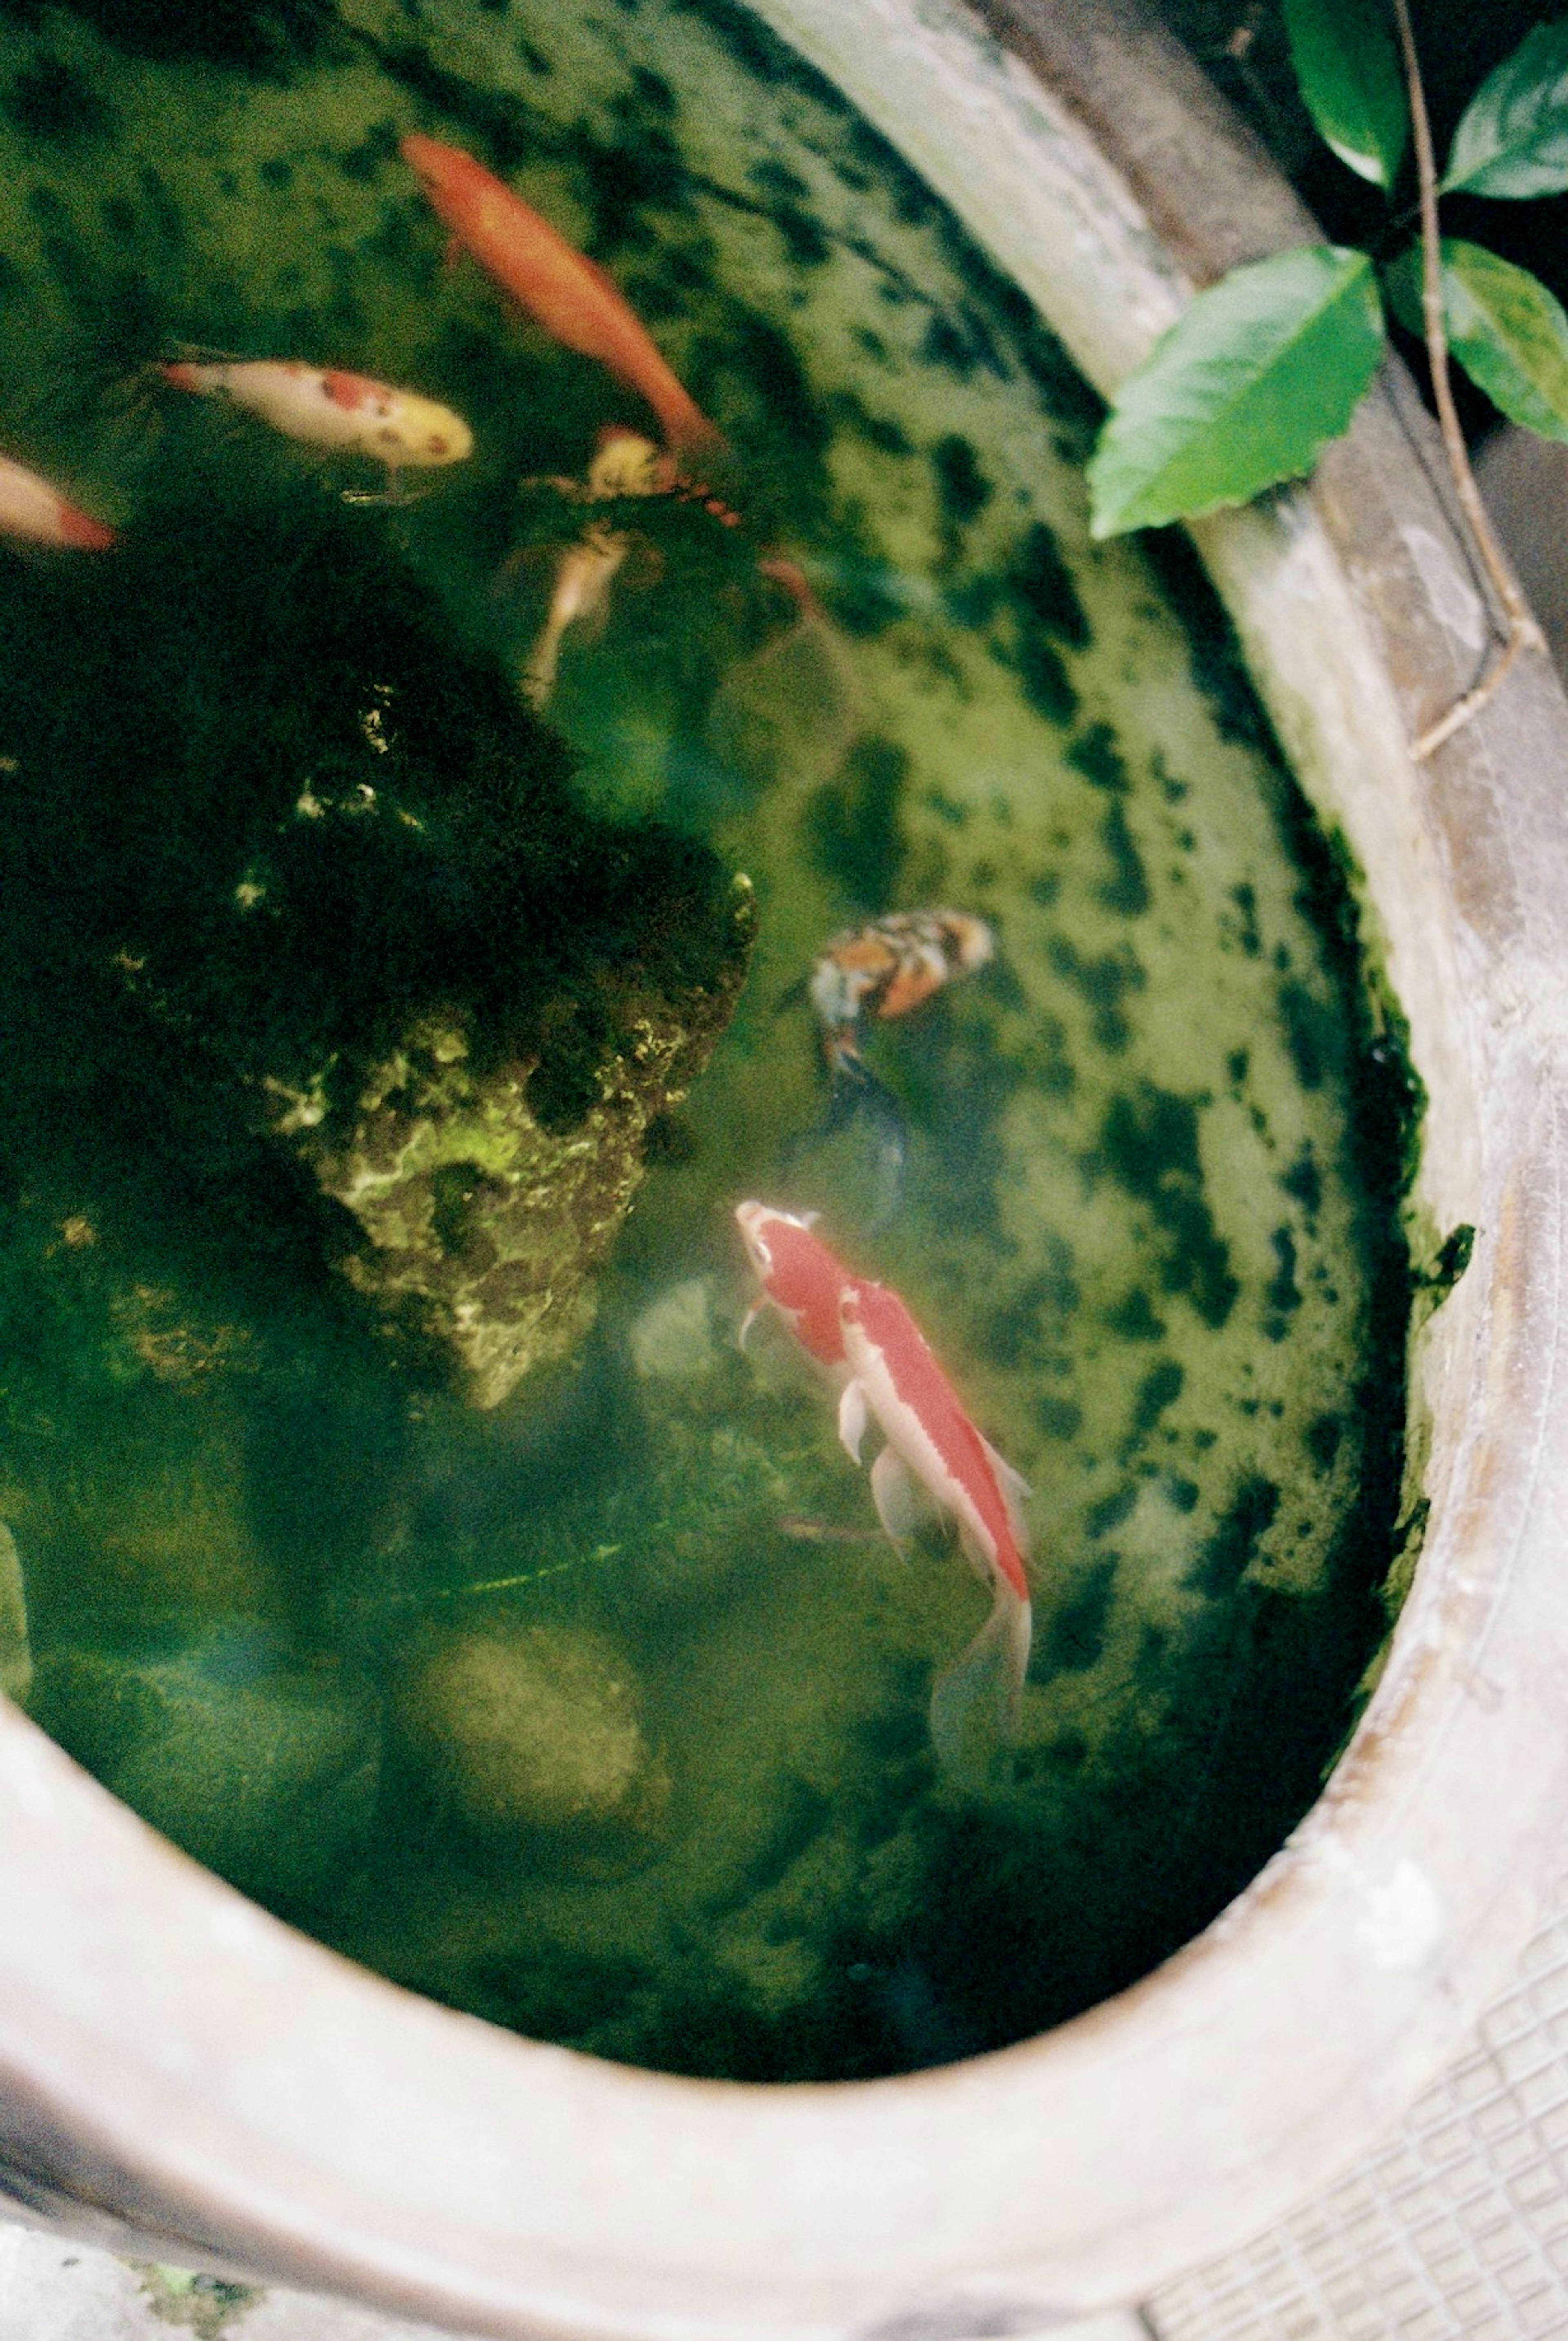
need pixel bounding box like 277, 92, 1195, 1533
1388, 0, 1543, 759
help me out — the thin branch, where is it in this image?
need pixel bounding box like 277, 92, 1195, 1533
1411, 627, 1530, 760
1388, 0, 1544, 760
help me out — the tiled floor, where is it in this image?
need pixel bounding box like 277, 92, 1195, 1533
1146, 1879, 1568, 2341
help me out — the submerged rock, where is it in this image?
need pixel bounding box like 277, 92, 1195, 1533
628, 1275, 721, 1382
269, 886, 752, 1411
0, 1523, 30, 1706
0, 470, 754, 1407
395, 1621, 668, 1837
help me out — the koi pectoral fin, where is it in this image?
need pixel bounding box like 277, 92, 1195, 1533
838, 1377, 869, 1465
869, 1445, 936, 1549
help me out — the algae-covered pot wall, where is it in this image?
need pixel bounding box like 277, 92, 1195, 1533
2, 0, 1568, 2334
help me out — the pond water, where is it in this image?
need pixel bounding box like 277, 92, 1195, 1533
0, 0, 1415, 2078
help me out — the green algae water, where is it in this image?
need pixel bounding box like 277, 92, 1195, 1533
0, 0, 1416, 2077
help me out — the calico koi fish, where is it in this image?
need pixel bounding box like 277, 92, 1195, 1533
400, 132, 723, 457
519, 426, 665, 708
838, 1275, 1032, 1767
782, 912, 991, 1228
160, 360, 473, 479
809, 909, 994, 1057
734, 1199, 853, 1367
0, 452, 116, 551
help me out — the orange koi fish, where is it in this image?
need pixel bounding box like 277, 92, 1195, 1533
400, 132, 723, 457
519, 426, 664, 709
0, 453, 115, 551
838, 1276, 1032, 1765
160, 361, 473, 478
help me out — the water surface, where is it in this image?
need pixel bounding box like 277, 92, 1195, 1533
0, 0, 1413, 2078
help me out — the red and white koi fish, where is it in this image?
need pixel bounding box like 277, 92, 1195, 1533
400, 132, 723, 457
838, 1276, 1032, 1766
734, 1199, 854, 1368
0, 452, 116, 551
519, 426, 665, 708
160, 360, 473, 475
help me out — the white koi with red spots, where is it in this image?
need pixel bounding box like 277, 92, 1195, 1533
160, 360, 472, 471
838, 1275, 1032, 1766
0, 453, 116, 551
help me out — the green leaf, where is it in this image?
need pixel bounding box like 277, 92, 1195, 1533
1442, 19, 1568, 198
1282, 0, 1408, 187
1385, 239, 1568, 442
1087, 247, 1385, 537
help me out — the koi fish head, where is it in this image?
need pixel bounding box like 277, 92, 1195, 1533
734, 1200, 851, 1367
399, 131, 483, 212
940, 911, 995, 974
587, 426, 668, 500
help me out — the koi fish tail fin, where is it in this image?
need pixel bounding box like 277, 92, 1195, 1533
929, 1587, 1032, 1778
823, 1049, 908, 1222
757, 552, 822, 621
775, 1053, 907, 1226
853, 1064, 909, 1234
772, 972, 812, 1017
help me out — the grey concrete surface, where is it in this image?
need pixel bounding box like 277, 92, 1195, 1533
0, 2221, 467, 2341
0, 2218, 1149, 2341
1479, 427, 1568, 686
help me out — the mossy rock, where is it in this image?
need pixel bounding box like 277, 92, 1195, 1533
268, 886, 753, 1408
0, 469, 754, 1403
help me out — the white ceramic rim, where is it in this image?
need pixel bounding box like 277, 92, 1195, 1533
4, 3, 1568, 2335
